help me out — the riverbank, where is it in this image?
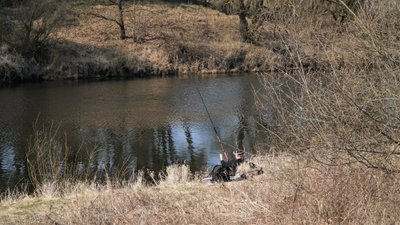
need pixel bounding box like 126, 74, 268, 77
3, 1, 398, 84
1, 154, 399, 224
1, 3, 280, 84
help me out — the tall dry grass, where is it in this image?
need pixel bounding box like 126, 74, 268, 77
24, 120, 135, 196
25, 121, 93, 193
1, 154, 399, 224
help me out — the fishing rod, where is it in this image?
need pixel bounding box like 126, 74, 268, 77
196, 87, 229, 161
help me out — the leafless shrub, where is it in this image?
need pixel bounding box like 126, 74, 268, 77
1, 0, 70, 60
256, 0, 400, 172
0, 44, 34, 82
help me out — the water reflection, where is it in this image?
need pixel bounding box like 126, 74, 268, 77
0, 74, 264, 192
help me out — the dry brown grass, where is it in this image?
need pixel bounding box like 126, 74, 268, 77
1, 0, 398, 83
1, 154, 399, 224
45, 2, 280, 79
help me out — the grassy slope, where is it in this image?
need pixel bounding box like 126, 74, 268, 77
45, 1, 397, 81
40, 2, 281, 81
1, 1, 398, 83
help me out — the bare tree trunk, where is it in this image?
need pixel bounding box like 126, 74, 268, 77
238, 0, 252, 43
89, 0, 127, 40
117, 0, 126, 40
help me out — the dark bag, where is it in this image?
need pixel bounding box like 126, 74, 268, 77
210, 165, 231, 182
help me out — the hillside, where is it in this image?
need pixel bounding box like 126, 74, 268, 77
2, 2, 284, 83
4, 0, 398, 83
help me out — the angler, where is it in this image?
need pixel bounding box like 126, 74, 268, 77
211, 150, 245, 182
206, 149, 263, 183
196, 86, 263, 183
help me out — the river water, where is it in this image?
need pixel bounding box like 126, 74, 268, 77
0, 74, 266, 192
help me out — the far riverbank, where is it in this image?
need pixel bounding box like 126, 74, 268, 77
3, 1, 393, 84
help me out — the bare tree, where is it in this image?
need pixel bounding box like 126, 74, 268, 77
208, 0, 265, 43
89, 0, 127, 40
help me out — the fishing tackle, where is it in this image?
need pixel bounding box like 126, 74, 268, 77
196, 87, 229, 161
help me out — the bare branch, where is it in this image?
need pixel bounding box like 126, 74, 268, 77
86, 12, 121, 26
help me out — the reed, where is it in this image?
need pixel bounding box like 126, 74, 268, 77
26, 121, 86, 193
25, 120, 137, 195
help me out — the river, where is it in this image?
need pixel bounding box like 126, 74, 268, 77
0, 74, 266, 192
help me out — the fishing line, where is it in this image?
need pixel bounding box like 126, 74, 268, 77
196, 86, 229, 161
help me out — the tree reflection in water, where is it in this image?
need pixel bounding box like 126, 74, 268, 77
0, 74, 266, 191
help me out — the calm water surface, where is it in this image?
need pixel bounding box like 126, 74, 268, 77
0, 74, 266, 191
